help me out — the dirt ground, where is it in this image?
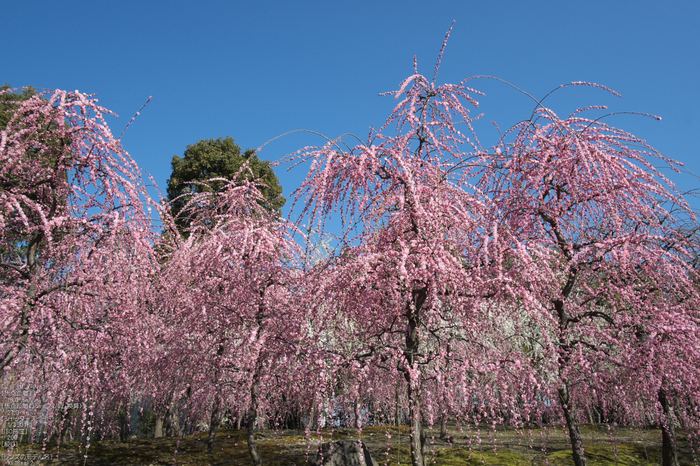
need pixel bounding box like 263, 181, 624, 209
2, 423, 697, 465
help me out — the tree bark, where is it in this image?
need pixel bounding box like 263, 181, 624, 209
395, 388, 401, 426
156, 392, 182, 438
154, 417, 164, 438
58, 408, 72, 446
207, 394, 224, 455
118, 406, 130, 442
164, 400, 182, 437
439, 414, 447, 440
1, 233, 42, 375
658, 386, 679, 466
558, 384, 586, 466
247, 366, 264, 466
404, 287, 428, 466
309, 400, 320, 431
407, 382, 426, 466
553, 286, 586, 466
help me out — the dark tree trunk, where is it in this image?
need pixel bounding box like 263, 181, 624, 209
659, 386, 679, 466
285, 407, 303, 430
407, 383, 426, 466
552, 281, 586, 466
118, 405, 130, 442
207, 395, 224, 455
404, 287, 428, 466
0, 235, 44, 376
58, 409, 72, 446
57, 404, 84, 446
439, 414, 447, 440
558, 384, 586, 466
395, 388, 401, 426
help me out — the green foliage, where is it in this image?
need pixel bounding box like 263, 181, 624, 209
0, 83, 36, 130
166, 136, 285, 234
1, 84, 71, 182
0, 84, 72, 274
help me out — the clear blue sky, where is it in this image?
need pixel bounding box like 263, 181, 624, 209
3, 1, 699, 216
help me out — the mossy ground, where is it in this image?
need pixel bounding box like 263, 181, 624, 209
3, 425, 696, 465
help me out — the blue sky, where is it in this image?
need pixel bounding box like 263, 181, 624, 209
3, 1, 699, 218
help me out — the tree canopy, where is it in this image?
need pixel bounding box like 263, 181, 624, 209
166, 136, 285, 234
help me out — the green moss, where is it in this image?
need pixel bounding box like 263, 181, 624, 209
535, 444, 662, 466
433, 447, 531, 466
11, 426, 697, 465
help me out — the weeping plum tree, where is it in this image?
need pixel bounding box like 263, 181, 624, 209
613, 221, 700, 466
0, 88, 157, 439
155, 176, 329, 464
284, 31, 544, 466
479, 96, 700, 466
281, 28, 700, 464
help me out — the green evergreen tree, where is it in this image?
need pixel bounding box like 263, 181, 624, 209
166, 137, 285, 234
0, 84, 37, 129
0, 84, 65, 282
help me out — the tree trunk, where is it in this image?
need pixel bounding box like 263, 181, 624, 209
1, 285, 35, 374
553, 291, 586, 466
558, 384, 586, 466
164, 401, 182, 437
58, 409, 72, 446
1, 236, 42, 375
658, 386, 679, 466
154, 417, 164, 438
155, 392, 182, 438
60, 427, 70, 446
404, 287, 427, 466
247, 367, 264, 466
395, 388, 401, 426
207, 395, 223, 455
439, 414, 447, 440
407, 383, 426, 466
118, 406, 130, 442
586, 404, 594, 425
308, 401, 318, 431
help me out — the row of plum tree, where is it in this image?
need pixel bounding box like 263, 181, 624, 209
2, 39, 699, 466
